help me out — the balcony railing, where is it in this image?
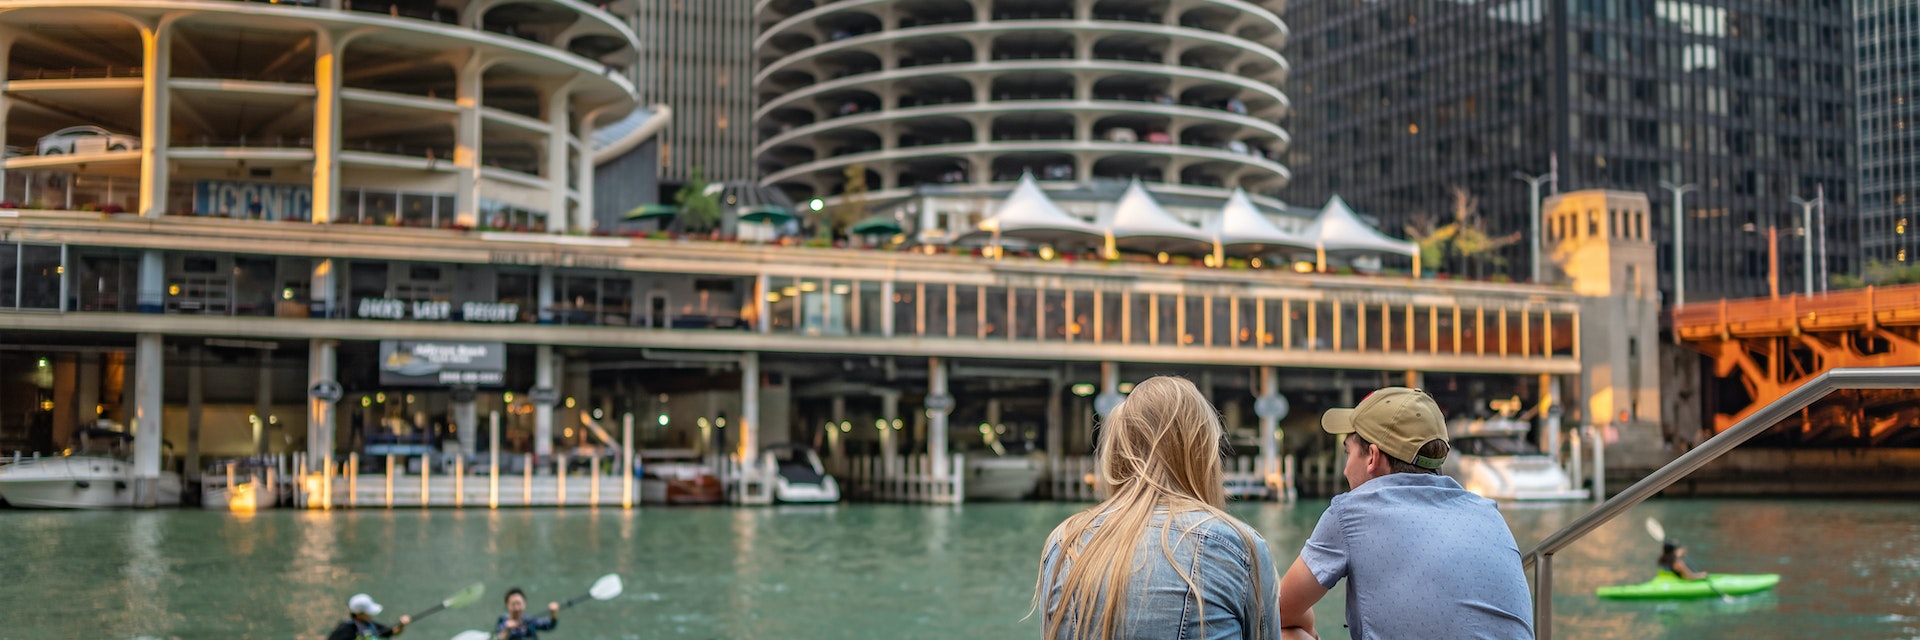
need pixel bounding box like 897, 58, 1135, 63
10, 67, 143, 80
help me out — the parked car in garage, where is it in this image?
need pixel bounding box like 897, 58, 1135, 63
37, 125, 139, 155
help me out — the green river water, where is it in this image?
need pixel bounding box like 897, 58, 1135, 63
1, 499, 1915, 639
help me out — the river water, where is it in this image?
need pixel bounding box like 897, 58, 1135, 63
1, 499, 1915, 639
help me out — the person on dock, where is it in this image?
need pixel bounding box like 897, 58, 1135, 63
1277, 387, 1532, 640
494, 588, 559, 639
1659, 542, 1708, 580
1034, 376, 1280, 639
326, 594, 409, 640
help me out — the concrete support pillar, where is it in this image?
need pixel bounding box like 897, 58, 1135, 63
254, 350, 274, 455
880, 280, 896, 337
312, 258, 336, 319
928, 357, 950, 479
138, 21, 172, 218
544, 85, 571, 234
1257, 366, 1278, 485
828, 395, 846, 471
454, 51, 486, 227
879, 390, 900, 468
1405, 370, 1423, 388
573, 135, 594, 233
137, 250, 164, 314
755, 273, 771, 333
454, 387, 477, 457
307, 339, 336, 470
73, 353, 101, 445
312, 29, 345, 223
1044, 375, 1063, 476
1541, 373, 1562, 463
534, 344, 555, 457
537, 265, 556, 323
1334, 374, 1353, 491
132, 333, 163, 506
186, 346, 202, 480
740, 352, 760, 463
1096, 361, 1119, 418
51, 355, 76, 449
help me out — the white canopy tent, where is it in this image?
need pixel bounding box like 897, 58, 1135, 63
1216, 188, 1314, 258
958, 173, 1104, 248
1101, 180, 1217, 255
1301, 195, 1423, 275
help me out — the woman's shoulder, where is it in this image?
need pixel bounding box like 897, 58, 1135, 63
1169, 512, 1270, 559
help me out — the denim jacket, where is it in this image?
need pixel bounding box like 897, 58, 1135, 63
1040, 508, 1281, 640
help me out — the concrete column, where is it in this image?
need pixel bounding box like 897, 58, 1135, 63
137, 250, 164, 313
534, 344, 555, 456
74, 353, 101, 444
755, 273, 771, 333
132, 333, 163, 506
573, 135, 594, 233
928, 357, 950, 479
1044, 375, 1063, 475
307, 339, 336, 469
880, 280, 895, 337
1334, 375, 1353, 492
312, 29, 345, 223
1405, 370, 1423, 388
453, 387, 477, 456
828, 395, 846, 471
1541, 373, 1561, 462
51, 355, 76, 450
544, 85, 571, 234
1258, 366, 1278, 484
138, 21, 172, 218
454, 51, 485, 227
537, 265, 555, 323
1096, 361, 1119, 419
312, 258, 336, 319
741, 352, 760, 463
878, 390, 900, 469
0, 33, 12, 202
254, 350, 274, 455
186, 346, 202, 480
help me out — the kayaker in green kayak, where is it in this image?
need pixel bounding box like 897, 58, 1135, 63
1658, 542, 1708, 580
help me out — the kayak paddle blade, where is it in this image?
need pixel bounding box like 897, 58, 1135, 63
451, 632, 492, 640
1644, 517, 1666, 544
590, 574, 624, 601
445, 582, 487, 610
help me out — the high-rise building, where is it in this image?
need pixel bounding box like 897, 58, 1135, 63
638, 0, 758, 186
752, 0, 1293, 217
1284, 0, 1855, 302
1854, 0, 1917, 265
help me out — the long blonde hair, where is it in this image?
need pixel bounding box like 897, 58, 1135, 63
1034, 376, 1270, 639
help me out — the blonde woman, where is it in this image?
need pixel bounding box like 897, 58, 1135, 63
1036, 376, 1279, 639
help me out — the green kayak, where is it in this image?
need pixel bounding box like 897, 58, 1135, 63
1596, 572, 1780, 600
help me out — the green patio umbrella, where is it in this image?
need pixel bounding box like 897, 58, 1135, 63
849, 214, 903, 236
623, 203, 678, 221
737, 205, 796, 224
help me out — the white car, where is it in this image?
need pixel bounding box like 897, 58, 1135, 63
37, 125, 139, 156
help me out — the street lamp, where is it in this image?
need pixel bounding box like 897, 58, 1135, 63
1791, 188, 1825, 296
1658, 180, 1698, 307
1513, 166, 1558, 283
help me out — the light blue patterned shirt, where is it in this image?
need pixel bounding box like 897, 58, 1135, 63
1301, 474, 1533, 639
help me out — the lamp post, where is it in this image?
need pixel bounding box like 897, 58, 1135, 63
1792, 190, 1825, 296
1513, 166, 1558, 283
1658, 181, 1698, 307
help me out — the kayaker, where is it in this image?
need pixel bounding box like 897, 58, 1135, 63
1278, 387, 1532, 640
1659, 542, 1708, 580
1035, 376, 1280, 639
326, 594, 409, 640
494, 588, 559, 639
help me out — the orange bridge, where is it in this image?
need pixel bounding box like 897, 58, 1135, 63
1673, 284, 1920, 446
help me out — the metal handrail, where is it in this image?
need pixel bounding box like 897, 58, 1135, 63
1523, 366, 1920, 640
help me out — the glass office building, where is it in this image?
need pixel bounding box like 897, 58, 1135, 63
1284, 0, 1855, 301
1855, 0, 1918, 265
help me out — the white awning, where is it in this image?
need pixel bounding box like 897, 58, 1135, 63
1303, 195, 1419, 259
958, 173, 1103, 246
1217, 188, 1314, 256
1102, 180, 1215, 254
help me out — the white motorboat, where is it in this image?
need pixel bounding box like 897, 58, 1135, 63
761, 444, 840, 503
1444, 417, 1588, 501
0, 456, 182, 508
964, 454, 1043, 501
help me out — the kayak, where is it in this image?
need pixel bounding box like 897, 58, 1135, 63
1596, 572, 1780, 600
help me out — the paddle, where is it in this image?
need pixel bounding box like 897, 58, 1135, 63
408, 582, 487, 624
1644, 517, 1730, 600
449, 575, 622, 640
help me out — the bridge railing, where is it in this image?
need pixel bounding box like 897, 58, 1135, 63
1522, 367, 1920, 639
1674, 283, 1920, 339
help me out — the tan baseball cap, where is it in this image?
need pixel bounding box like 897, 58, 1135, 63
1321, 387, 1449, 469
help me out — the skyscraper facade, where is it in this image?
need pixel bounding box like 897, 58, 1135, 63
638, 0, 758, 185
1855, 0, 1918, 265
1285, 0, 1855, 302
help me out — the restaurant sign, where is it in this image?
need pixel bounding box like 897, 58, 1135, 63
357, 298, 520, 323
378, 341, 507, 387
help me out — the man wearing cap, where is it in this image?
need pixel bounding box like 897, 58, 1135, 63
326, 594, 411, 640
1277, 387, 1533, 640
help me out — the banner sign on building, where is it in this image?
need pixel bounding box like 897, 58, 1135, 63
194, 181, 314, 221
357, 299, 520, 323
378, 340, 507, 387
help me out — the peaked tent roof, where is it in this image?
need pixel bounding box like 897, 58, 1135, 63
1217, 188, 1314, 255
1302, 195, 1419, 258
1102, 180, 1215, 254
959, 173, 1104, 245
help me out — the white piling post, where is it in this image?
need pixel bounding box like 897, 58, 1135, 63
489, 411, 500, 509
348, 453, 359, 507
420, 454, 431, 507
621, 413, 634, 509
557, 453, 568, 506
590, 455, 601, 505
225, 463, 236, 510
455, 455, 465, 508
384, 454, 395, 508
523, 453, 533, 506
